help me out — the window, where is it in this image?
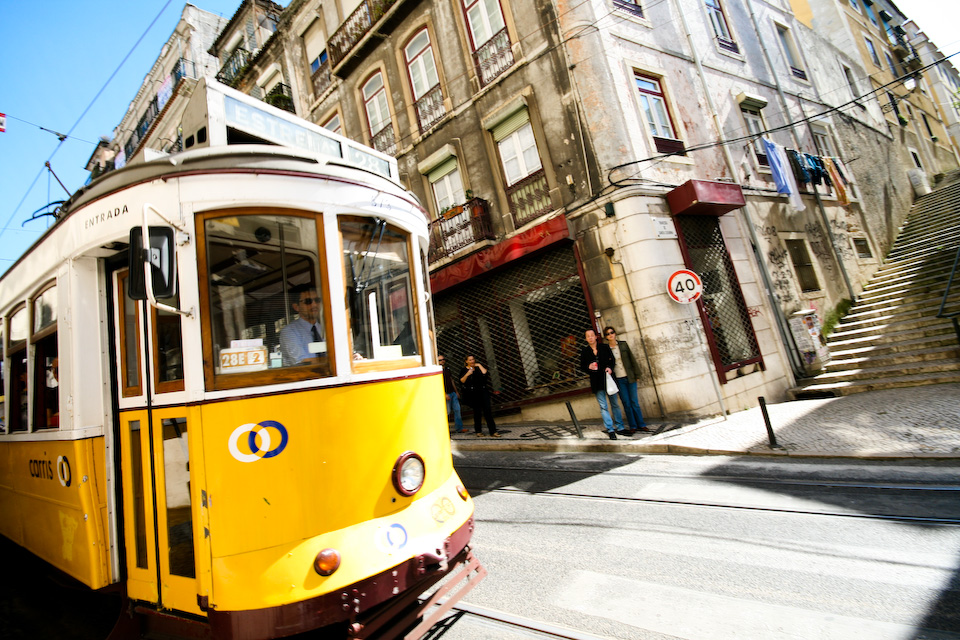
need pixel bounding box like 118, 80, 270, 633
776, 25, 807, 80
362, 72, 396, 155
462, 0, 513, 87
864, 37, 881, 66
635, 73, 685, 154
853, 237, 873, 259
706, 0, 738, 53
321, 112, 342, 135
341, 216, 421, 372
811, 124, 835, 157
910, 149, 923, 169
884, 51, 899, 77
30, 285, 58, 430
7, 305, 28, 431
922, 113, 935, 138
200, 212, 333, 390
152, 291, 185, 393
429, 158, 466, 212
887, 91, 904, 122
843, 65, 860, 101
405, 28, 445, 132
786, 239, 820, 292
614, 0, 644, 17
741, 106, 768, 166
118, 271, 142, 397
865, 2, 879, 27
495, 114, 552, 226
848, 0, 862, 14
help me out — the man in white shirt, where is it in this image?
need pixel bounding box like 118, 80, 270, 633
279, 284, 325, 366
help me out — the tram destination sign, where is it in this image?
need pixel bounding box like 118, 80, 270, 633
224, 96, 391, 179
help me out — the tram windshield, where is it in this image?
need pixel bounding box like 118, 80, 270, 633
341, 216, 421, 371
202, 212, 331, 385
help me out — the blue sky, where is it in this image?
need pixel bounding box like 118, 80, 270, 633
0, 0, 957, 276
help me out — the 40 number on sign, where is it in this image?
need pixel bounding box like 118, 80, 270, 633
667, 269, 703, 304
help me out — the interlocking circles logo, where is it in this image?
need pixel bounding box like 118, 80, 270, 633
228, 421, 289, 463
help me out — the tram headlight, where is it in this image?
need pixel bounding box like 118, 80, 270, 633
314, 548, 341, 576
392, 452, 425, 496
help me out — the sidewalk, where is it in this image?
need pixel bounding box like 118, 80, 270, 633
449, 383, 960, 459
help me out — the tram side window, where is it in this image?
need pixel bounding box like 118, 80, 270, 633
203, 213, 330, 379
33, 286, 59, 429
153, 291, 184, 393
340, 216, 421, 372
8, 306, 29, 432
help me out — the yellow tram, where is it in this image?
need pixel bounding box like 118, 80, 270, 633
0, 79, 484, 639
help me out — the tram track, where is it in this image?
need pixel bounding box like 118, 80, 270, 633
435, 602, 606, 640
463, 485, 960, 526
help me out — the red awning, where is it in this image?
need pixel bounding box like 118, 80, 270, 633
430, 215, 570, 294
666, 180, 745, 216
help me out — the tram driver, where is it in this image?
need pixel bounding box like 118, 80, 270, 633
279, 284, 326, 366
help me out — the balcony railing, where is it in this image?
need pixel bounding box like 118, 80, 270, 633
506, 170, 552, 228
474, 28, 514, 88
428, 198, 496, 263
311, 58, 333, 98
216, 47, 251, 87
371, 123, 397, 156
415, 84, 446, 133
172, 57, 197, 85
328, 0, 397, 69
265, 83, 296, 113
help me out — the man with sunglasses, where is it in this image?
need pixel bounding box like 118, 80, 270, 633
280, 283, 326, 366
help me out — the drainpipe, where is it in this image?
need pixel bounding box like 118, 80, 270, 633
744, 0, 858, 303
672, 0, 805, 381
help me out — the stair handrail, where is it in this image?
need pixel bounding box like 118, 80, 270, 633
937, 244, 960, 346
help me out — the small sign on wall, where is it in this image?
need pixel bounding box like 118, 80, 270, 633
652, 216, 677, 239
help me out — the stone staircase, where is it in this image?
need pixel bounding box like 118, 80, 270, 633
791, 173, 960, 398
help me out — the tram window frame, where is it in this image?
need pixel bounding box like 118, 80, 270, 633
7, 304, 29, 432
339, 215, 423, 373
151, 291, 185, 394
31, 282, 60, 430
196, 208, 335, 391
117, 270, 144, 397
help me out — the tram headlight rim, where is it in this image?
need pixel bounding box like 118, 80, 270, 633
392, 451, 425, 496
314, 548, 341, 576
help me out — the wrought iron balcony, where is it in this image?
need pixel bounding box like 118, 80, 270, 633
506, 170, 552, 228
264, 83, 295, 113
371, 123, 397, 156
311, 58, 333, 98
328, 0, 397, 69
216, 47, 251, 87
428, 198, 496, 263
415, 84, 445, 133
172, 57, 197, 85
474, 28, 514, 88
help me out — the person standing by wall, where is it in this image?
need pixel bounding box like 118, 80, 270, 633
439, 355, 467, 434
579, 328, 626, 439
460, 355, 501, 437
603, 326, 651, 434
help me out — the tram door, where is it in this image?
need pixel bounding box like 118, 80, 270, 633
113, 269, 202, 616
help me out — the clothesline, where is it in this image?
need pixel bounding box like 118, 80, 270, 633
761, 137, 853, 211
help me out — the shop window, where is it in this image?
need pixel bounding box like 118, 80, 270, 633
201, 212, 332, 390
786, 239, 821, 292
341, 216, 421, 372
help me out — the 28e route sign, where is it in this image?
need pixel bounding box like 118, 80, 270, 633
667, 269, 703, 304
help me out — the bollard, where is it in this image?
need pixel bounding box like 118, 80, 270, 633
758, 397, 782, 449
565, 402, 585, 439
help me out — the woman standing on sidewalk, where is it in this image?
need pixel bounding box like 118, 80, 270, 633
579, 328, 626, 439
460, 355, 501, 437
603, 326, 651, 433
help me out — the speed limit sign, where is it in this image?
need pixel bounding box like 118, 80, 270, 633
667, 269, 703, 304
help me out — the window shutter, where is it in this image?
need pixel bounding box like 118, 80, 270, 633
428, 157, 458, 183
492, 108, 529, 142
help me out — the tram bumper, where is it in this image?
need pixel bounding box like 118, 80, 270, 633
207, 516, 485, 640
